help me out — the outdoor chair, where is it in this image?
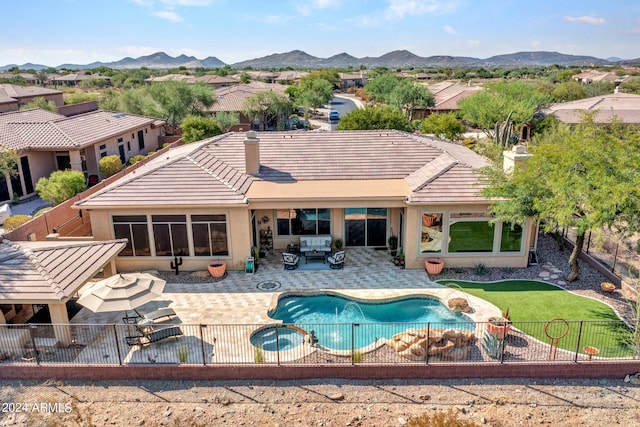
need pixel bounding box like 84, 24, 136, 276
327, 251, 345, 269
282, 252, 300, 270
126, 325, 183, 347
134, 307, 177, 323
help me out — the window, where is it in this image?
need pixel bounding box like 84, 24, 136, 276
113, 215, 150, 256
448, 213, 494, 253
127, 141, 131, 152
117, 137, 123, 143
191, 214, 229, 256
500, 222, 523, 252
99, 144, 106, 150
277, 208, 330, 236
152, 215, 189, 257
420, 212, 443, 253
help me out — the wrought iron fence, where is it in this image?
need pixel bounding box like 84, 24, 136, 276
0, 319, 637, 366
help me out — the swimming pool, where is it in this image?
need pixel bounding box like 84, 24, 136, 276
253, 293, 474, 351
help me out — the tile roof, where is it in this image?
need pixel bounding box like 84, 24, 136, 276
0, 109, 164, 151
428, 81, 482, 111
0, 239, 126, 303
0, 84, 63, 99
76, 130, 489, 208
207, 82, 288, 113
542, 93, 640, 124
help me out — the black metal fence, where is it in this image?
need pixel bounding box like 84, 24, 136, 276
0, 319, 637, 366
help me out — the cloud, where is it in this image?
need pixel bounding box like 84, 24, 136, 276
259, 15, 293, 25
152, 10, 183, 22
444, 25, 456, 35
385, 0, 461, 20
564, 15, 606, 25
297, 0, 341, 16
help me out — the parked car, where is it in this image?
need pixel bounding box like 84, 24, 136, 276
329, 110, 340, 121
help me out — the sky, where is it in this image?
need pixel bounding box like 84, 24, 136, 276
1, 0, 639, 67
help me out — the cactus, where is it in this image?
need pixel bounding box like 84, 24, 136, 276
494, 110, 518, 148
482, 331, 504, 360
170, 256, 183, 275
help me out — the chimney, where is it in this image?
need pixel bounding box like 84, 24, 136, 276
244, 131, 260, 175
503, 145, 531, 173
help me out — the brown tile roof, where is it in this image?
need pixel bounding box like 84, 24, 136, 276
428, 81, 482, 111
207, 82, 288, 113
0, 239, 126, 303
0, 84, 63, 99
76, 130, 489, 208
542, 93, 640, 124
0, 109, 163, 151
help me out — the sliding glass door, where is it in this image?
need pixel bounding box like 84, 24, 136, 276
344, 208, 387, 247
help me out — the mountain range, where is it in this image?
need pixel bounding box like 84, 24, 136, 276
1, 50, 637, 71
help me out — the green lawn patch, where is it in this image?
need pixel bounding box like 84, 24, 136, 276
439, 279, 635, 357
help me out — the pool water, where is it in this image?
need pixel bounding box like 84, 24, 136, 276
261, 294, 473, 351
250, 326, 305, 352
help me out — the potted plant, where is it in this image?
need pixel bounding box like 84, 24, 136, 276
600, 282, 615, 293
486, 308, 512, 339
392, 249, 405, 268
334, 238, 343, 250
388, 235, 398, 256
177, 344, 189, 363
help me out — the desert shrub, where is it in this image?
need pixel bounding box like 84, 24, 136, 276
407, 409, 482, 427
99, 155, 122, 178
35, 170, 86, 205
3, 214, 31, 231
127, 155, 146, 166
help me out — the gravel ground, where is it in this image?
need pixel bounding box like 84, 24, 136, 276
1, 377, 638, 426
1, 233, 638, 427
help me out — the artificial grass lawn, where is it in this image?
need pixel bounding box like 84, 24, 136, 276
439, 279, 635, 357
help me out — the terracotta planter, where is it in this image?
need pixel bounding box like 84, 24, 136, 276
422, 215, 436, 227
600, 282, 615, 293
425, 258, 444, 275
486, 319, 511, 340
207, 261, 227, 278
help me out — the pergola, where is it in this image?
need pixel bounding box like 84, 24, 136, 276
0, 238, 126, 345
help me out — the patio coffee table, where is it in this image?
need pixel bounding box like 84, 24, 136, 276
305, 251, 326, 264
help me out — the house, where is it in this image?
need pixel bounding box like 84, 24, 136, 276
338, 72, 368, 91
0, 84, 64, 113
51, 73, 111, 87
204, 82, 289, 131
541, 93, 640, 125
410, 81, 482, 120
572, 70, 626, 85
75, 130, 534, 274
0, 108, 165, 203
144, 74, 239, 89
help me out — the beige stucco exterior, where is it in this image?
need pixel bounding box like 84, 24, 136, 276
79, 131, 534, 273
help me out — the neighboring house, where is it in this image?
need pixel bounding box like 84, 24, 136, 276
51, 73, 111, 87
410, 81, 483, 121
144, 74, 239, 88
572, 70, 627, 85
338, 72, 368, 91
0, 84, 64, 112
0, 73, 40, 85
205, 82, 289, 131
541, 93, 640, 124
0, 108, 165, 203
75, 130, 534, 274
244, 71, 308, 84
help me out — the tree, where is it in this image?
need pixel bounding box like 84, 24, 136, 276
550, 81, 586, 102
480, 114, 640, 281
180, 114, 223, 143
364, 73, 401, 104
420, 113, 466, 140
337, 105, 413, 132
35, 170, 87, 205
20, 97, 57, 112
458, 81, 551, 143
99, 155, 123, 179
296, 78, 334, 112
213, 111, 239, 131
148, 81, 216, 130
390, 81, 434, 120
242, 90, 292, 131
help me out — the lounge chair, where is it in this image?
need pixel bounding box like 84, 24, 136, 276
134, 307, 177, 323
327, 251, 345, 269
126, 325, 183, 347
282, 252, 300, 270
